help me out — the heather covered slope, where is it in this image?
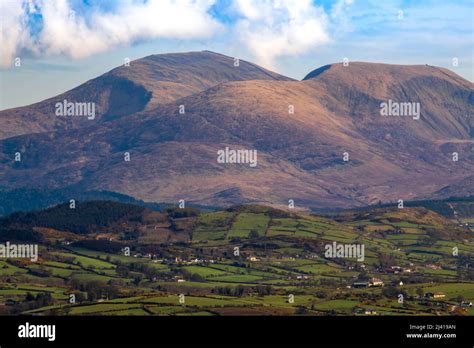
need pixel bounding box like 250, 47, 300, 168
0, 54, 472, 209
303, 62, 472, 140
109, 50, 294, 109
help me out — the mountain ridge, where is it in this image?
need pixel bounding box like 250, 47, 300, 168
0, 51, 293, 140
0, 51, 472, 209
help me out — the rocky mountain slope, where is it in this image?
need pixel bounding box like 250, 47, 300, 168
0, 52, 472, 209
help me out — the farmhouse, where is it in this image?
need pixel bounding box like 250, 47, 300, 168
369, 278, 384, 287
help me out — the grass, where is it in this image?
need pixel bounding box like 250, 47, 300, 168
140, 295, 246, 307
227, 213, 269, 238
104, 308, 149, 315
421, 283, 474, 300
192, 230, 227, 241
212, 274, 264, 283
71, 273, 118, 283
68, 247, 145, 265
193, 211, 235, 241
69, 303, 143, 315
182, 265, 229, 278
52, 251, 116, 269
0, 261, 28, 275
315, 299, 359, 311
29, 265, 76, 277
295, 263, 339, 275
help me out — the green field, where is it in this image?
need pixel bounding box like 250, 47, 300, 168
1, 204, 473, 316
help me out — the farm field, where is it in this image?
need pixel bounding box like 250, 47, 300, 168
0, 201, 473, 316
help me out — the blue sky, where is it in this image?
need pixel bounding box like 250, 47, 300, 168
0, 0, 473, 110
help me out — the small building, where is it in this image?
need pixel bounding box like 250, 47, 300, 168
433, 292, 445, 299
364, 309, 377, 315
369, 278, 384, 287
352, 282, 368, 288
296, 275, 309, 280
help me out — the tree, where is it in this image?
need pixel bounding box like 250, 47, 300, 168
133, 275, 142, 286
416, 287, 424, 298
357, 270, 369, 282
295, 306, 307, 315
25, 292, 35, 301
248, 230, 259, 239
456, 295, 465, 303
382, 286, 399, 298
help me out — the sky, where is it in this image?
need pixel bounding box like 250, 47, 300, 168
0, 0, 473, 110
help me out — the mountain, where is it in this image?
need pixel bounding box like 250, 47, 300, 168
332, 196, 474, 219
0, 51, 292, 140
434, 175, 474, 198
0, 53, 472, 210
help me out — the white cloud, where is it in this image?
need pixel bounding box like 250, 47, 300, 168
0, 0, 221, 67
331, 0, 354, 18
0, 0, 34, 67
233, 0, 331, 69
1, 0, 355, 69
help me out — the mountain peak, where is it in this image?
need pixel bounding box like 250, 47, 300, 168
105, 50, 294, 109
0, 50, 293, 139
114, 50, 293, 82
303, 61, 470, 86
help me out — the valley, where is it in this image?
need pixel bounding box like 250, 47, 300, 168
0, 200, 472, 316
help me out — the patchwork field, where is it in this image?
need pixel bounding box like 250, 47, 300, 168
0, 202, 473, 316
